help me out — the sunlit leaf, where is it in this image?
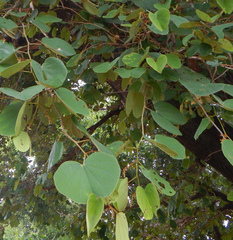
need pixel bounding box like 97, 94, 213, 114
116, 212, 129, 240
13, 131, 31, 152
55, 88, 89, 116
54, 152, 120, 204
86, 193, 104, 236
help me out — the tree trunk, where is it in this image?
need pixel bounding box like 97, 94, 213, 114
176, 117, 233, 183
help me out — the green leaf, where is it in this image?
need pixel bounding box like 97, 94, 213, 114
153, 101, 186, 125
83, 0, 100, 15
1, 60, 31, 78
149, 9, 170, 31
154, 0, 171, 10
93, 57, 119, 73
115, 67, 145, 78
136, 183, 160, 220
0, 85, 44, 101
196, 9, 212, 23
42, 37, 76, 57
170, 15, 189, 27
211, 23, 233, 38
13, 131, 31, 152
194, 118, 211, 140
122, 53, 142, 68
227, 191, 233, 201
216, 0, 233, 14
165, 53, 181, 69
219, 38, 233, 52
136, 186, 153, 220
71, 116, 115, 156
31, 19, 50, 32
15, 102, 27, 136
151, 111, 182, 135
54, 152, 120, 204
145, 135, 185, 160
107, 141, 124, 155
35, 15, 62, 23
116, 212, 129, 240
125, 89, 144, 118
55, 88, 89, 116
0, 102, 22, 136
86, 193, 104, 236
114, 178, 128, 211
145, 183, 160, 216
0, 40, 17, 64
31, 58, 67, 88
140, 166, 176, 196
222, 139, 233, 166
47, 141, 64, 172
178, 67, 224, 96
146, 55, 167, 73
0, 17, 17, 29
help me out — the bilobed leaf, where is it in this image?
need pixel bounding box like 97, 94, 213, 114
146, 55, 167, 73
136, 186, 153, 220
1, 60, 31, 78
149, 9, 170, 31
93, 57, 119, 73
211, 23, 233, 38
55, 88, 89, 116
165, 54, 181, 69
122, 53, 142, 67
178, 67, 224, 96
47, 141, 64, 172
116, 212, 129, 240
222, 139, 233, 166
13, 131, 31, 152
42, 37, 76, 57
54, 152, 120, 204
115, 68, 131, 78
216, 0, 233, 14
140, 166, 176, 196
86, 193, 104, 236
194, 118, 211, 140
154, 0, 171, 10
83, 0, 100, 15
31, 58, 67, 88
0, 85, 44, 101
145, 183, 160, 216
0, 102, 22, 136
153, 101, 186, 125
145, 135, 185, 159
151, 111, 182, 135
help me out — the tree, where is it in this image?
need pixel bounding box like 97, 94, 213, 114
0, 0, 233, 239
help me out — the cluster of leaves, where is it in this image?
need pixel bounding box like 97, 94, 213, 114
0, 0, 233, 239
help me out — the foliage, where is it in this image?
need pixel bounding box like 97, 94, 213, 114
1, 0, 233, 239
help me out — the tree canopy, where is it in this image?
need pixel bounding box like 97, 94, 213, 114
1, 0, 233, 239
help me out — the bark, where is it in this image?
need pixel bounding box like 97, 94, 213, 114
176, 117, 233, 183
